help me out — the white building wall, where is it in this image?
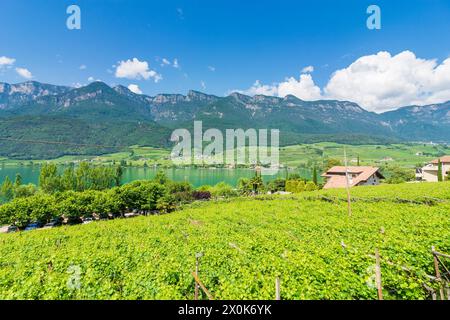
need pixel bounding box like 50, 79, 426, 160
423, 170, 438, 182
421, 162, 450, 182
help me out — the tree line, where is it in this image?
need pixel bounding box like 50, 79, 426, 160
0, 163, 323, 229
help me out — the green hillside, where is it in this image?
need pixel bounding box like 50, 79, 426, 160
1, 182, 449, 300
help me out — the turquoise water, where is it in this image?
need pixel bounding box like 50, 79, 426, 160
0, 166, 294, 188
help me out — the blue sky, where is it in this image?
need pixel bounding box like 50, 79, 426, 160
1, 0, 450, 111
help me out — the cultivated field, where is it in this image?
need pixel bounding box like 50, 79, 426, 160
1, 182, 449, 300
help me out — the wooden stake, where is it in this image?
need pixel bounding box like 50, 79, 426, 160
445, 281, 450, 301
191, 272, 214, 300
432, 246, 445, 300
344, 148, 352, 217
194, 257, 199, 300
375, 249, 383, 300
275, 277, 281, 300
194, 252, 203, 300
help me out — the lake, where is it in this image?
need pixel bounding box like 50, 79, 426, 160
0, 166, 303, 188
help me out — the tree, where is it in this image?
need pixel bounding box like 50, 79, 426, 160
288, 173, 302, 180
250, 173, 264, 194
154, 170, 168, 185
0, 195, 57, 227
29, 194, 58, 223
437, 159, 443, 182
14, 173, 22, 188
61, 167, 76, 191
0, 198, 31, 228
357, 155, 361, 166
115, 165, 123, 186
325, 158, 342, 171
237, 178, 253, 195
40, 162, 117, 193
312, 166, 318, 185
1, 176, 14, 201
39, 163, 61, 193
75, 162, 91, 191
384, 166, 415, 184
14, 184, 37, 198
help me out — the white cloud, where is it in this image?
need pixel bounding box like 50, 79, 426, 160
0, 56, 15, 67
235, 51, 450, 112
88, 77, 95, 82
208, 66, 216, 72
79, 64, 87, 70
128, 84, 143, 94
161, 58, 171, 66
324, 51, 450, 112
160, 58, 179, 69
200, 81, 206, 90
235, 80, 278, 96
236, 74, 322, 101
278, 74, 322, 100
115, 58, 162, 82
301, 65, 314, 73
15, 67, 33, 79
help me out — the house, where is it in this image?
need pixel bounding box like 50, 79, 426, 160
321, 166, 385, 189
419, 156, 450, 182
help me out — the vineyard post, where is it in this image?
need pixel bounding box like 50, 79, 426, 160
445, 282, 450, 300
194, 252, 203, 300
191, 272, 214, 300
431, 246, 445, 300
375, 248, 383, 300
275, 277, 281, 300
344, 148, 352, 217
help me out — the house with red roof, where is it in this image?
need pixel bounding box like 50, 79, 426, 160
321, 166, 385, 189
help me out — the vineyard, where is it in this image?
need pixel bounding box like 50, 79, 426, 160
0, 182, 449, 300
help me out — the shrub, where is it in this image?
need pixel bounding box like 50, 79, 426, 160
210, 182, 238, 198
305, 181, 318, 191
168, 181, 192, 194
266, 179, 286, 193
192, 191, 212, 201
156, 195, 176, 214
172, 191, 194, 204
285, 180, 306, 193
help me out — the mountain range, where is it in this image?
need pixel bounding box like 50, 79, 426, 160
0, 81, 449, 159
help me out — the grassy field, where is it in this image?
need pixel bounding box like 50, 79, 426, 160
1, 182, 449, 300
280, 142, 450, 168
0, 147, 171, 167
1, 142, 447, 170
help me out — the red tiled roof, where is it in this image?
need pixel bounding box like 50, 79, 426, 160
431, 156, 450, 164
322, 166, 384, 189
